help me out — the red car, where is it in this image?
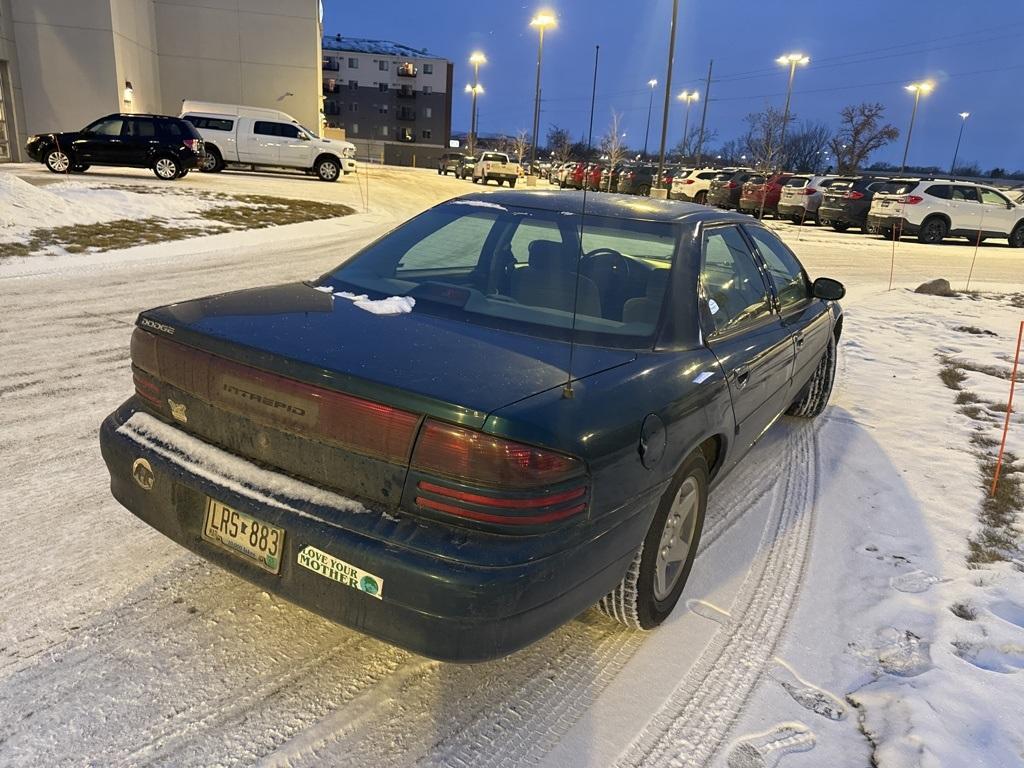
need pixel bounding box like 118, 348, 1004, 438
560, 161, 586, 190
739, 173, 793, 218
584, 163, 604, 191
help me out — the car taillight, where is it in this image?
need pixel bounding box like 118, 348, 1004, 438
183, 138, 202, 152
726, 181, 737, 189
901, 195, 924, 205
845, 190, 864, 200
410, 419, 588, 525
801, 187, 817, 195
683, 178, 696, 184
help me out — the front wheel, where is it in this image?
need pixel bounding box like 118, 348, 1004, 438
44, 147, 71, 174
598, 452, 708, 629
1008, 224, 1024, 248
153, 156, 180, 180
315, 158, 340, 182
788, 333, 837, 418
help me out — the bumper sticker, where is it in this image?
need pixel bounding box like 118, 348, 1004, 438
297, 545, 383, 599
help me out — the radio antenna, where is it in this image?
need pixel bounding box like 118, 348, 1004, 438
562, 44, 600, 400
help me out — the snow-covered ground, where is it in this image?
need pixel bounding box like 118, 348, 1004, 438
0, 164, 1022, 767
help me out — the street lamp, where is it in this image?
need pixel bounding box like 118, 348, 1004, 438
643, 78, 658, 158
528, 10, 557, 173
677, 90, 699, 158
467, 51, 486, 155
775, 53, 809, 169
950, 111, 970, 176
901, 80, 934, 173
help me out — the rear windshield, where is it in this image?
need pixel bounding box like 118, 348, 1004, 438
321, 203, 683, 348
827, 178, 856, 192
747, 175, 766, 185
878, 180, 917, 195
712, 172, 733, 181
785, 177, 809, 187
481, 153, 508, 163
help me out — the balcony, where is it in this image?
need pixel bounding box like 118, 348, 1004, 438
397, 128, 415, 142
397, 62, 417, 78
397, 109, 416, 122
396, 85, 416, 99
322, 59, 340, 71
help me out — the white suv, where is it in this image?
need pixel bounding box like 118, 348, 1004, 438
867, 179, 1024, 246
670, 168, 724, 204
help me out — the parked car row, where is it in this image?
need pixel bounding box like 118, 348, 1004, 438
25, 102, 358, 182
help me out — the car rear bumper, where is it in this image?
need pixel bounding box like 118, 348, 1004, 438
99, 401, 653, 662
866, 214, 917, 236
818, 204, 865, 227
777, 202, 809, 218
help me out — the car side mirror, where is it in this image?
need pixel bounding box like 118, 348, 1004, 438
812, 277, 845, 301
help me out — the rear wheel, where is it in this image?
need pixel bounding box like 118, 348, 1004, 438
788, 333, 837, 418
44, 147, 71, 174
199, 147, 223, 173
917, 216, 948, 244
509, 178, 517, 188
153, 156, 180, 180
639, 185, 651, 197
598, 451, 708, 629
831, 222, 850, 232
694, 190, 707, 205
1010, 224, 1024, 248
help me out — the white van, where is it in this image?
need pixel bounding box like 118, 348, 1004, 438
180, 101, 357, 182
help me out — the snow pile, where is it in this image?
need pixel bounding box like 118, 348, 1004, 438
0, 174, 76, 234
334, 290, 416, 315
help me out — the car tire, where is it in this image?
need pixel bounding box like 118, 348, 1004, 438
177, 167, 189, 178
152, 156, 180, 180
639, 185, 650, 197
199, 147, 224, 173
598, 451, 708, 630
831, 222, 850, 232
791, 214, 802, 224
44, 147, 72, 174
695, 191, 707, 205
1009, 224, 1024, 248
917, 216, 947, 244
315, 157, 340, 182
509, 178, 517, 188
788, 333, 837, 418
497, 178, 504, 187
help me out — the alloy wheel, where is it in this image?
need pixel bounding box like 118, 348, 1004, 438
155, 158, 177, 179
47, 150, 70, 173
654, 476, 700, 601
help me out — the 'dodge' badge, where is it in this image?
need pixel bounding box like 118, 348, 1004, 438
132, 458, 155, 491
168, 399, 188, 424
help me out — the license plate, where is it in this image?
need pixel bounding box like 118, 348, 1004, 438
881, 200, 892, 207
202, 498, 285, 574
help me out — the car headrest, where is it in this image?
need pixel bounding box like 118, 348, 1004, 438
528, 240, 572, 271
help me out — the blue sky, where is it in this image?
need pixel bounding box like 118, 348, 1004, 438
325, 1, 1023, 170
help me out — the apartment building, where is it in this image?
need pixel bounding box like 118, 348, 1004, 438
0, 0, 322, 162
322, 35, 452, 167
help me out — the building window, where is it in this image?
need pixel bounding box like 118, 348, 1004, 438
349, 103, 358, 112
351, 123, 358, 135
349, 80, 358, 91
378, 104, 388, 114
423, 63, 433, 75
378, 83, 388, 93
348, 57, 358, 68
422, 85, 432, 94
424, 107, 432, 118
381, 125, 389, 137
378, 60, 389, 71
422, 129, 432, 139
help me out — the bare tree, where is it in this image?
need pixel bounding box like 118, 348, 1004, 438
513, 129, 531, 165
599, 111, 627, 190
672, 128, 719, 164
829, 103, 899, 174
742, 106, 787, 170
713, 139, 746, 166
546, 125, 573, 164
781, 121, 832, 172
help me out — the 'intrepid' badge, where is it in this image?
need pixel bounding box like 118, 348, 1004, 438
132, 458, 155, 491
296, 545, 383, 599
168, 399, 188, 423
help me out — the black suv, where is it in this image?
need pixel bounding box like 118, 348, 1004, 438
26, 114, 205, 180
818, 176, 888, 232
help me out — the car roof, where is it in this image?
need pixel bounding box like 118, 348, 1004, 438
444, 190, 752, 224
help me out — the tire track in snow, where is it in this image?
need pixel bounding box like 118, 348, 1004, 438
614, 422, 819, 768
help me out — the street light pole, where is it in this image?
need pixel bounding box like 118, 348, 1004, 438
950, 111, 970, 176
677, 90, 698, 159
529, 11, 557, 173
654, 0, 678, 195
468, 51, 486, 156
775, 53, 809, 169
901, 81, 934, 174
643, 78, 657, 158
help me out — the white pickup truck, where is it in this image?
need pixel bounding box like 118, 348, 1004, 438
180, 101, 357, 182
472, 152, 519, 187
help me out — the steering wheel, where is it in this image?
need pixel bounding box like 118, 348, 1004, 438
581, 247, 631, 284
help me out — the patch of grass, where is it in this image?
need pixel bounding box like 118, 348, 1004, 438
950, 602, 977, 620
955, 391, 981, 405
30, 218, 221, 254
953, 325, 997, 337
0, 241, 34, 259
967, 453, 1023, 567
199, 197, 352, 229
939, 364, 968, 390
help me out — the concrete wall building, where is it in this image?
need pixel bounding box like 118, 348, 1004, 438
322, 36, 452, 167
0, 0, 322, 162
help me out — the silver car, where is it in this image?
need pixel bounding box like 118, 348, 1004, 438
777, 175, 839, 224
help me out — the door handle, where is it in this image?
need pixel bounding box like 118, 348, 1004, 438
794, 334, 805, 348
734, 367, 750, 389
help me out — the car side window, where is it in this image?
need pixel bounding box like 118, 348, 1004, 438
253, 121, 277, 136
746, 227, 811, 312
980, 188, 1010, 207
126, 118, 156, 138
278, 123, 301, 139
700, 226, 771, 335
926, 184, 951, 200
86, 118, 124, 136
952, 186, 980, 202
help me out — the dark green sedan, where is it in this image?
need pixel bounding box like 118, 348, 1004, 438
100, 190, 844, 661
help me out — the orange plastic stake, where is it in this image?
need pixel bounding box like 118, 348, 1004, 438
991, 320, 1024, 497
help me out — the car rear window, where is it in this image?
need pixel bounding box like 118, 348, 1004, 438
185, 115, 234, 131
322, 203, 683, 348
481, 153, 508, 163
785, 177, 809, 187
878, 181, 917, 195
827, 179, 856, 192
747, 175, 766, 185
